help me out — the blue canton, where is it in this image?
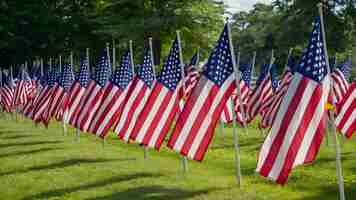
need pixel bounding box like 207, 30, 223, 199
270, 64, 279, 91
189, 52, 198, 66
47, 68, 58, 87
111, 50, 133, 89
296, 17, 327, 82
256, 64, 270, 87
78, 55, 91, 87
336, 59, 352, 80
157, 37, 182, 91
203, 24, 234, 87
138, 48, 155, 88
59, 63, 74, 92
94, 48, 111, 87
239, 63, 252, 87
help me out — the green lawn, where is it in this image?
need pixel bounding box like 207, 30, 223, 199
0, 115, 355, 200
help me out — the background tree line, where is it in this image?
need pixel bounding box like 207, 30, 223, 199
0, 0, 355, 77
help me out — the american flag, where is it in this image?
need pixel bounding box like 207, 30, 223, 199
245, 63, 274, 122
221, 62, 252, 125
76, 48, 111, 132
260, 67, 294, 129
256, 17, 330, 184
32, 67, 58, 124
0, 71, 15, 112
88, 49, 134, 137
46, 63, 74, 122
129, 37, 182, 149
167, 24, 236, 161
335, 81, 355, 138
115, 48, 156, 142
22, 64, 42, 118
331, 59, 351, 103
65, 55, 90, 127
13, 67, 29, 107
183, 52, 201, 99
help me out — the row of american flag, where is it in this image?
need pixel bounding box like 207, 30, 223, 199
0, 16, 354, 185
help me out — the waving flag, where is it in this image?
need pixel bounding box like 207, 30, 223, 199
221, 62, 252, 124
260, 66, 294, 129
23, 64, 43, 118
256, 17, 330, 184
167, 24, 236, 161
32, 68, 58, 124
0, 71, 16, 112
335, 81, 355, 138
46, 63, 74, 122
88, 49, 134, 137
115, 47, 156, 142
331, 59, 351, 103
76, 48, 111, 132
183, 53, 201, 99
65, 56, 91, 127
245, 63, 274, 122
13, 67, 29, 107
129, 38, 181, 149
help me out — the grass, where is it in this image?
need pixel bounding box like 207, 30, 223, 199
0, 114, 355, 200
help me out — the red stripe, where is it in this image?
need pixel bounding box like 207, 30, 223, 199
274, 83, 323, 184
132, 84, 163, 141
180, 85, 220, 156
193, 83, 235, 160
259, 77, 308, 177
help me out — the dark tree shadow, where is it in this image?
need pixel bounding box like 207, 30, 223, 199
0, 141, 63, 148
0, 158, 132, 176
297, 182, 356, 200
0, 147, 62, 159
22, 173, 163, 200
85, 186, 215, 200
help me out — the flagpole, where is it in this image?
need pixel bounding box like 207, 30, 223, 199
176, 30, 189, 173
251, 51, 257, 84
142, 37, 156, 160
227, 20, 244, 186
112, 39, 116, 70
101, 43, 111, 148
318, 3, 346, 200
284, 48, 293, 72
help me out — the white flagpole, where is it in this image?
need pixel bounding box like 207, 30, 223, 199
142, 37, 156, 160
176, 30, 189, 173
251, 51, 257, 84
284, 48, 293, 72
318, 3, 346, 200
101, 43, 111, 147
112, 39, 116, 70
227, 21, 243, 186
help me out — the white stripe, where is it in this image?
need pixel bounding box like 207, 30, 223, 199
187, 75, 234, 159
173, 78, 211, 151
135, 85, 168, 144
81, 86, 102, 131
293, 76, 330, 167
336, 89, 356, 125
96, 86, 128, 135
147, 86, 179, 148
256, 73, 302, 171
76, 82, 96, 125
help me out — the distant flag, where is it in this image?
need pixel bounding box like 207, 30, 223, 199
129, 38, 181, 148
46, 63, 74, 122
0, 70, 15, 112
256, 17, 330, 184
13, 67, 29, 107
183, 52, 201, 99
335, 81, 355, 138
221, 62, 251, 125
32, 67, 58, 124
331, 59, 351, 103
65, 55, 90, 127
245, 63, 274, 122
115, 46, 156, 142
88, 49, 134, 137
167, 24, 236, 161
76, 47, 111, 132
260, 65, 294, 129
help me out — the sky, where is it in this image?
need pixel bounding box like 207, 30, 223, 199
223, 0, 273, 13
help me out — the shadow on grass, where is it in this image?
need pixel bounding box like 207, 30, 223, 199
86, 186, 214, 200
0, 141, 63, 148
0, 147, 62, 159
22, 173, 163, 200
0, 157, 132, 176
0, 130, 21, 135
0, 135, 35, 140
297, 182, 356, 200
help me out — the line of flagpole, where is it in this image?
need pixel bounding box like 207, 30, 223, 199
318, 2, 346, 200
227, 20, 243, 186
176, 30, 189, 173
